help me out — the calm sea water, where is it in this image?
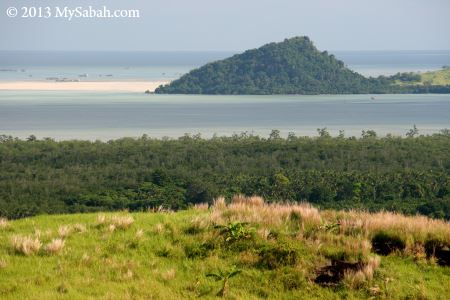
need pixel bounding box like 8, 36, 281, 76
0, 92, 449, 140
0, 50, 449, 81
0, 51, 449, 140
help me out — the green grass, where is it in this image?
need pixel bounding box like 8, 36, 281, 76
421, 67, 450, 85
394, 67, 450, 86
0, 203, 449, 299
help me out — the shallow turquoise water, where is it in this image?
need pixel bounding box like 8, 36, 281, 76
0, 92, 449, 140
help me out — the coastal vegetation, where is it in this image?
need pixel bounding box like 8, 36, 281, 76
0, 130, 449, 220
0, 196, 449, 299
391, 67, 450, 86
155, 37, 450, 95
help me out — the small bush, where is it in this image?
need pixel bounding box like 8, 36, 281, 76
216, 222, 255, 243
371, 231, 406, 255
258, 242, 298, 269
275, 268, 306, 290
424, 238, 450, 266
184, 242, 211, 259
238, 250, 259, 266
155, 244, 183, 258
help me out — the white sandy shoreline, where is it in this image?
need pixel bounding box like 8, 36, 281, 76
0, 81, 170, 92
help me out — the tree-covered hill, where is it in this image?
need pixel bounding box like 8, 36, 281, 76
154, 37, 450, 95
155, 37, 376, 94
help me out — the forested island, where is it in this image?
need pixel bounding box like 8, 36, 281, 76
1, 130, 449, 220
155, 37, 450, 95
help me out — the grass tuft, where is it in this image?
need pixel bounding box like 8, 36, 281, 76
11, 235, 42, 255
58, 225, 72, 239
45, 238, 65, 255
0, 218, 10, 229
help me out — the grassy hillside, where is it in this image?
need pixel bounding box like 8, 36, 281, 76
393, 67, 450, 86
421, 67, 450, 85
1, 196, 449, 299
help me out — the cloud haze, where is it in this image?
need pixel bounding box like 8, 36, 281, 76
1, 0, 449, 51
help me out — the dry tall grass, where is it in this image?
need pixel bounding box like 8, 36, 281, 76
111, 216, 134, 229
211, 195, 322, 228
161, 268, 176, 281
11, 235, 42, 255
344, 256, 381, 288
96, 214, 134, 230
58, 225, 72, 238
0, 218, 9, 229
333, 210, 450, 244
211, 196, 450, 247
45, 238, 65, 255
0, 258, 7, 269
136, 229, 144, 239
193, 203, 209, 211
73, 223, 87, 233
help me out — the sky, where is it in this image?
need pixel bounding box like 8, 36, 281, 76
0, 0, 449, 51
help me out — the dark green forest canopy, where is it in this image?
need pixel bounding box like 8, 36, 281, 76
155, 37, 450, 95
0, 131, 449, 220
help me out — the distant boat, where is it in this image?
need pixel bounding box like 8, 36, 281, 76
371, 96, 376, 100
78, 73, 88, 78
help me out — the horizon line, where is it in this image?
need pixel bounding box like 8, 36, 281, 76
1, 49, 450, 53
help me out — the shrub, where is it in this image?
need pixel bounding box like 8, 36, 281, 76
371, 231, 406, 255
184, 242, 211, 259
258, 242, 298, 269
424, 237, 450, 266
216, 222, 254, 243
11, 235, 42, 255
275, 268, 306, 290
206, 266, 242, 297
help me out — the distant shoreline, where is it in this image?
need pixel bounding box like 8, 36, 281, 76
0, 80, 170, 92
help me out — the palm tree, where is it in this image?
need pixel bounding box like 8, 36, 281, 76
206, 266, 242, 297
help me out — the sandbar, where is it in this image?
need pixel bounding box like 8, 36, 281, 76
0, 81, 170, 92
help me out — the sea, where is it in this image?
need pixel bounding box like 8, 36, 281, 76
0, 50, 449, 140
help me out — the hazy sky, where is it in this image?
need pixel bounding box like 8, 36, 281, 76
1, 0, 449, 51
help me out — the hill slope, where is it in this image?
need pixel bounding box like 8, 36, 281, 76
1, 196, 449, 299
155, 37, 380, 95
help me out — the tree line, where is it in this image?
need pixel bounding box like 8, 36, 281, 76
0, 130, 449, 219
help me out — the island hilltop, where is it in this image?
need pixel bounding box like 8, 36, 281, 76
155, 36, 450, 95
